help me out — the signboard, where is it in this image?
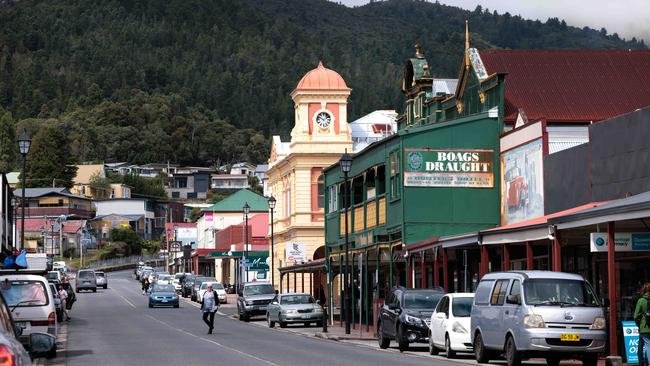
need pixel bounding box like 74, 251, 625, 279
176, 227, 197, 239
285, 242, 307, 263
205, 212, 213, 222
622, 321, 639, 364
403, 149, 494, 188
500, 138, 544, 225
169, 241, 182, 252
590, 232, 650, 252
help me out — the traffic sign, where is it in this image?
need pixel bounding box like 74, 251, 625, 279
170, 241, 181, 252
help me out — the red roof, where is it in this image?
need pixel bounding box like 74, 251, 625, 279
16, 218, 83, 233
480, 49, 650, 124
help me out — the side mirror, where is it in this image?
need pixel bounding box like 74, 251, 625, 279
602, 298, 610, 307
506, 294, 521, 305
435, 312, 446, 319
29, 332, 56, 359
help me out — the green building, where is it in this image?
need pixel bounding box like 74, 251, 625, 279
323, 40, 506, 329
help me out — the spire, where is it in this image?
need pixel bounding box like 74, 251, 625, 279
465, 19, 470, 68
318, 60, 325, 68
415, 44, 424, 59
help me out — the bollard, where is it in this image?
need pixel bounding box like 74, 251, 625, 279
322, 305, 328, 333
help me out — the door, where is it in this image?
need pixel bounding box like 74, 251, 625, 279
502, 279, 522, 343
383, 289, 400, 338
432, 296, 449, 347
484, 279, 510, 349
269, 295, 279, 321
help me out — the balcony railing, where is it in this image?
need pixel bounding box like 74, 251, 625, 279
366, 200, 377, 229
353, 205, 364, 233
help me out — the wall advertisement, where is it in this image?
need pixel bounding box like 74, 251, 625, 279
500, 138, 544, 226
403, 149, 494, 188
285, 242, 307, 263
590, 232, 650, 252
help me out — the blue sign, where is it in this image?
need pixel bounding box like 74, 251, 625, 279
622, 321, 639, 364
632, 234, 650, 251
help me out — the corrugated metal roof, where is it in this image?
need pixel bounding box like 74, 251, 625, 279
480, 49, 650, 124
203, 189, 268, 212
432, 78, 458, 95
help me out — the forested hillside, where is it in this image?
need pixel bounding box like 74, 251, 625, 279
0, 0, 644, 168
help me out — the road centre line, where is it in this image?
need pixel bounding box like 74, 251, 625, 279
113, 287, 136, 309
145, 315, 280, 366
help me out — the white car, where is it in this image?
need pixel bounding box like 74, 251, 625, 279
429, 293, 474, 358
197, 282, 227, 304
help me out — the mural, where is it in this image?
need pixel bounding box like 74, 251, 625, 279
501, 138, 544, 225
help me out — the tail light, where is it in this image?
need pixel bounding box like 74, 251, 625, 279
48, 311, 56, 326
31, 312, 56, 327
0, 344, 16, 366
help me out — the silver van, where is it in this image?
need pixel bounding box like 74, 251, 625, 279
470, 271, 606, 366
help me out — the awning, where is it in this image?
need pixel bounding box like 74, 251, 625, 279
279, 259, 325, 274
440, 232, 480, 249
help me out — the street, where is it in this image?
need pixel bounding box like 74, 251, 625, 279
59, 270, 471, 366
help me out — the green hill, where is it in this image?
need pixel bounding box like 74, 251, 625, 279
0, 0, 643, 166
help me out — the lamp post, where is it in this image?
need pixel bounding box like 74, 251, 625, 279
17, 130, 31, 251
268, 196, 276, 290
243, 202, 250, 283
57, 214, 66, 261
340, 150, 352, 334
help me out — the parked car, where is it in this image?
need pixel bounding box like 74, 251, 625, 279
0, 290, 57, 362
191, 277, 214, 302
378, 286, 445, 352
95, 271, 107, 289
0, 274, 58, 343
266, 293, 323, 328
429, 293, 474, 358
148, 284, 179, 308
172, 273, 189, 293
75, 270, 97, 293
197, 282, 227, 305
237, 282, 276, 322
471, 271, 606, 366
46, 271, 62, 283
49, 284, 63, 323
181, 275, 197, 298
156, 274, 173, 286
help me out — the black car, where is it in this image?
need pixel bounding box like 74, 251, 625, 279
377, 286, 445, 352
190, 277, 213, 302
181, 275, 196, 298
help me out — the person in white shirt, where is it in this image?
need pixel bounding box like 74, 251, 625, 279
57, 285, 71, 321
200, 284, 220, 334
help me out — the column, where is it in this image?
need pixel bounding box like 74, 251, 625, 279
442, 248, 448, 292
607, 221, 618, 356
480, 245, 489, 277
434, 248, 440, 287
552, 230, 562, 272
503, 244, 510, 271
420, 250, 426, 288
526, 241, 534, 270
406, 254, 412, 288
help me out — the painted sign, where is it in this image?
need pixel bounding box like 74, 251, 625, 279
204, 212, 213, 222
500, 138, 544, 225
622, 321, 639, 364
403, 149, 494, 188
590, 233, 650, 252
285, 242, 307, 263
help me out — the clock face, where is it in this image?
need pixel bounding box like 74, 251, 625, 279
315, 112, 332, 129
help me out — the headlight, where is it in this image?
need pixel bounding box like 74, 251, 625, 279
404, 314, 424, 325
591, 316, 606, 330
283, 309, 298, 314
523, 314, 545, 328
452, 321, 468, 333
313, 307, 323, 313
245, 300, 253, 306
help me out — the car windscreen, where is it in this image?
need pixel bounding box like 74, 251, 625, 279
95, 273, 105, 277
281, 295, 314, 305
78, 271, 95, 279
451, 297, 473, 317
243, 284, 274, 296
152, 285, 175, 293
402, 291, 444, 309
46, 272, 59, 279
524, 279, 600, 306
214, 283, 224, 290
0, 280, 49, 307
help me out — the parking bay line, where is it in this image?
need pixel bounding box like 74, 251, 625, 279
145, 315, 280, 366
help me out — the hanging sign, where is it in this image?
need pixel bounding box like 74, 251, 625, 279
404, 148, 494, 188
590, 232, 650, 252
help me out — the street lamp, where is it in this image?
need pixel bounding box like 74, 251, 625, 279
340, 149, 352, 334
268, 196, 276, 289
243, 202, 250, 283
17, 130, 31, 251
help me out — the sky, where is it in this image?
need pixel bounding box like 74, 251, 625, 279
336, 0, 649, 43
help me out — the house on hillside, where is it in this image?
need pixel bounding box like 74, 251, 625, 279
210, 174, 249, 192
71, 164, 108, 199
165, 166, 214, 200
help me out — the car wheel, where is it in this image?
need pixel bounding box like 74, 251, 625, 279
103, 285, 107, 289
93, 288, 97, 293
149, 303, 153, 308
546, 356, 561, 366
46, 345, 57, 359
505, 336, 521, 366
428, 331, 439, 355
316, 321, 323, 328
397, 325, 409, 352
76, 289, 80, 293
445, 335, 456, 358
474, 332, 490, 363
267, 315, 275, 328
378, 322, 390, 349
582, 353, 598, 366
279, 316, 287, 328
243, 312, 250, 322
174, 304, 179, 308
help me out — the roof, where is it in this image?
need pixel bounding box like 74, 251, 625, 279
16, 218, 83, 233
254, 164, 268, 173
74, 164, 105, 184
249, 213, 269, 237
13, 187, 89, 200
480, 49, 650, 124
483, 271, 585, 281
432, 78, 458, 95
203, 189, 268, 212
294, 61, 350, 92
92, 214, 144, 221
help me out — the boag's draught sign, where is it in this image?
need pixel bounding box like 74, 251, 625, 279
404, 148, 494, 188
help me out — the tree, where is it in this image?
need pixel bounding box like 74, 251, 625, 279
25, 121, 78, 188
0, 112, 16, 173
89, 172, 111, 199
109, 228, 143, 256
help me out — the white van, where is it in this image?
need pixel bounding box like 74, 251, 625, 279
470, 271, 606, 366
0, 274, 57, 341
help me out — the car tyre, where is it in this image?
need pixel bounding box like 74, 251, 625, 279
316, 320, 323, 327
397, 325, 409, 352
243, 313, 250, 322
582, 353, 598, 366
445, 335, 456, 358
546, 356, 561, 366
103, 285, 107, 289
149, 303, 153, 308
505, 336, 521, 366
378, 322, 390, 349
428, 332, 439, 355
174, 304, 179, 308
474, 332, 490, 363
279, 316, 287, 328
45, 345, 57, 359
76, 289, 80, 293
92, 288, 97, 293
267, 315, 275, 328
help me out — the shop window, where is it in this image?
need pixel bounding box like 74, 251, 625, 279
389, 151, 401, 199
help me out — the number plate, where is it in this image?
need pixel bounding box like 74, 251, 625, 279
302, 315, 310, 319
560, 334, 580, 341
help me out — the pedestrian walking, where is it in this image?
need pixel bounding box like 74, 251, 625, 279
57, 285, 71, 321
201, 284, 220, 334
635, 282, 650, 366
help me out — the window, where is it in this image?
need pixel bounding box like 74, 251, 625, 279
474, 280, 494, 305
509, 280, 521, 298
366, 170, 376, 200
389, 151, 401, 199
187, 192, 197, 199
0, 280, 48, 307
451, 296, 473, 317
327, 185, 338, 214
435, 296, 449, 317
317, 175, 324, 209
174, 177, 188, 188
171, 192, 180, 199
490, 279, 510, 306
311, 169, 324, 211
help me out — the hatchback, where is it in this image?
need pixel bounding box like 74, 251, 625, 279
429, 293, 474, 358
148, 284, 179, 308
0, 274, 57, 341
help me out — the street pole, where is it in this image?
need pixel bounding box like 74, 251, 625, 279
243, 202, 250, 283
268, 196, 276, 290
17, 130, 31, 252
344, 170, 351, 334
59, 217, 64, 261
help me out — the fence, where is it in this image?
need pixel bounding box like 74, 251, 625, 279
87, 253, 164, 270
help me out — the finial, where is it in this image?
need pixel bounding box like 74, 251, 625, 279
415, 44, 423, 59
465, 19, 469, 51
318, 61, 324, 68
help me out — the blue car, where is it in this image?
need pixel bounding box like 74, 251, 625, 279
148, 284, 179, 308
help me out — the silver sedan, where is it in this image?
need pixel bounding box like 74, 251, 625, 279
266, 293, 324, 328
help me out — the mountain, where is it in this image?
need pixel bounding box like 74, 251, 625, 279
0, 0, 644, 166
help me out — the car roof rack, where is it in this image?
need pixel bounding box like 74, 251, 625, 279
0, 269, 49, 276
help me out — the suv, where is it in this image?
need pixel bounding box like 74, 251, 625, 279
95, 271, 107, 289
75, 270, 97, 292
471, 271, 606, 366
181, 275, 197, 298
237, 282, 276, 322
378, 287, 445, 352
